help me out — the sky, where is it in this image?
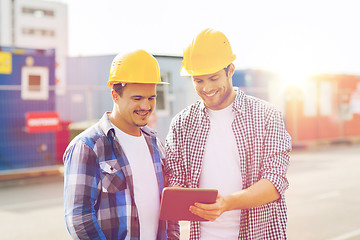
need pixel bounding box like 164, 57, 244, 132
58, 0, 360, 78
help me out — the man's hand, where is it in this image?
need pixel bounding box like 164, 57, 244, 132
185, 179, 281, 222
189, 194, 227, 221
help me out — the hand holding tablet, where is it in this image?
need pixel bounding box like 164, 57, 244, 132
159, 187, 218, 221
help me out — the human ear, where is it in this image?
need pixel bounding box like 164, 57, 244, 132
228, 63, 235, 78
111, 89, 118, 101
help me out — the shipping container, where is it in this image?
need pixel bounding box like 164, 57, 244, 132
285, 74, 360, 147
0, 46, 60, 171
233, 70, 360, 147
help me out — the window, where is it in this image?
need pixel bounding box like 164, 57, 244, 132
303, 81, 317, 117
155, 72, 170, 116
22, 28, 55, 37
21, 66, 49, 100
319, 81, 332, 116
22, 7, 54, 17
28, 75, 41, 92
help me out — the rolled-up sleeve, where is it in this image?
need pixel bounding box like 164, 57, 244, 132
64, 142, 106, 240
261, 110, 291, 196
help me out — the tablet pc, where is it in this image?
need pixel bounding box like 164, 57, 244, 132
159, 187, 218, 221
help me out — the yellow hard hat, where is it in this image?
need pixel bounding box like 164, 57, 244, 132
180, 28, 236, 76
107, 49, 169, 88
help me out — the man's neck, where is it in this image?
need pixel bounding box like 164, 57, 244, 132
108, 112, 141, 137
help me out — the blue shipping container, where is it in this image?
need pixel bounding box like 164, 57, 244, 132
0, 46, 57, 171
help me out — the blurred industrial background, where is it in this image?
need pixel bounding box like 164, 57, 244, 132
1, 0, 360, 172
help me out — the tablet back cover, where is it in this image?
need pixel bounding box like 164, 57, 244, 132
159, 188, 218, 221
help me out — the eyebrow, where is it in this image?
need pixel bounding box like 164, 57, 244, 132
209, 75, 219, 80
131, 95, 157, 98
193, 73, 219, 81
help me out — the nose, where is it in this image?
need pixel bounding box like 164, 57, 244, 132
202, 82, 214, 93
139, 99, 152, 110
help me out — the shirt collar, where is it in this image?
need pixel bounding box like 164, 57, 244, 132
232, 88, 245, 114
98, 112, 115, 138
141, 125, 157, 137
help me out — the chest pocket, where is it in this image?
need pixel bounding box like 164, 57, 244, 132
99, 159, 126, 193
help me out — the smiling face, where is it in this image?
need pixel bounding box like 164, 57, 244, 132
192, 64, 236, 110
110, 83, 156, 136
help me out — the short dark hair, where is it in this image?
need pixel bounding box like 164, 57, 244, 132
224, 64, 231, 76
113, 83, 126, 96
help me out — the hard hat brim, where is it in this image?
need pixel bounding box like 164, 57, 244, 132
107, 80, 169, 89
180, 66, 191, 77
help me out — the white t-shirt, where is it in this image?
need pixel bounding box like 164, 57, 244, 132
199, 104, 242, 239
113, 125, 160, 239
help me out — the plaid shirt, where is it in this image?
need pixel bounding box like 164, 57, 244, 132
64, 113, 178, 240
165, 90, 291, 240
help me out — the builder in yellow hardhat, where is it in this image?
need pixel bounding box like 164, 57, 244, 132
165, 28, 292, 239
64, 50, 179, 240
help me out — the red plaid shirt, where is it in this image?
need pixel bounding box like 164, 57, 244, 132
165, 90, 291, 239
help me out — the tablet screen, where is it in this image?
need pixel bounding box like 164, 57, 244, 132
159, 187, 218, 221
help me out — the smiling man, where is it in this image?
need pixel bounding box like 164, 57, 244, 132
165, 29, 292, 239
63, 50, 179, 240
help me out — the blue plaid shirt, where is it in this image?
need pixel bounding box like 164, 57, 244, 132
64, 113, 178, 240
